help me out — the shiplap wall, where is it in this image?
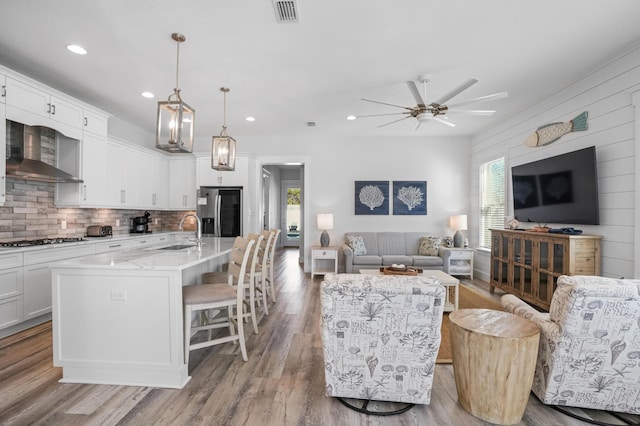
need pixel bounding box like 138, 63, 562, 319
469, 42, 640, 280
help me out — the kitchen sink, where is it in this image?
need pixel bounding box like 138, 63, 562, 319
156, 244, 197, 251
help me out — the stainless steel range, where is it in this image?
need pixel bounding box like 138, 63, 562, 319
0, 237, 87, 247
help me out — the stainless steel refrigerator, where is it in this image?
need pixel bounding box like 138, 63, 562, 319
197, 186, 242, 237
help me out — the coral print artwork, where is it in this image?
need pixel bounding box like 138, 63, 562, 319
393, 181, 427, 215
355, 181, 389, 215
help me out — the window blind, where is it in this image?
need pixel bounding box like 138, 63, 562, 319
479, 157, 505, 248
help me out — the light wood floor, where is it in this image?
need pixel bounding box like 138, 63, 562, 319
1, 248, 638, 425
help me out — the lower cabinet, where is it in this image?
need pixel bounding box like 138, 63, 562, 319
489, 229, 602, 310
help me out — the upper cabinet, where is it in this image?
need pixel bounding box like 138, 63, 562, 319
55, 110, 110, 208
0, 103, 6, 205
1, 72, 6, 104
169, 157, 196, 210
83, 109, 108, 136
4, 77, 84, 140
196, 155, 248, 187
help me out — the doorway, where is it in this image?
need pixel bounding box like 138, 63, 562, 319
282, 180, 301, 247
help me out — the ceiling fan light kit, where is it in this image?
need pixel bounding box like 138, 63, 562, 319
358, 75, 507, 131
156, 33, 195, 153
212, 87, 237, 171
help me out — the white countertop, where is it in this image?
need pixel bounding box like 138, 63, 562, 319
50, 237, 235, 271
0, 231, 191, 254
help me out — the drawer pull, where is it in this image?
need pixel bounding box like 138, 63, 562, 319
109, 244, 122, 248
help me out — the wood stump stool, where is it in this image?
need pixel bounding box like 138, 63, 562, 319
449, 308, 540, 425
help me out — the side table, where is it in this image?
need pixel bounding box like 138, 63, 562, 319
440, 247, 474, 279
311, 246, 339, 278
449, 308, 540, 425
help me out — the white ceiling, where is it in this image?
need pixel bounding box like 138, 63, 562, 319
2, 0, 640, 140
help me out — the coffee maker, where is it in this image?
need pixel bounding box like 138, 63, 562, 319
130, 211, 152, 233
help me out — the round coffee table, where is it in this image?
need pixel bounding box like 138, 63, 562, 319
449, 308, 540, 425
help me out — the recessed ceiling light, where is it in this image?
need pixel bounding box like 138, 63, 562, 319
141, 91, 155, 99
66, 44, 87, 55
346, 115, 356, 121
245, 116, 255, 122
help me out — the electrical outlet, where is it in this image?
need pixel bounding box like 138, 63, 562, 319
111, 289, 127, 301
155, 218, 159, 225
61, 220, 67, 229
116, 219, 120, 227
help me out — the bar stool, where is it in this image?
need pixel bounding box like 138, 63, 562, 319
182, 237, 255, 366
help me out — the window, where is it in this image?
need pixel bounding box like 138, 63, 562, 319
479, 157, 505, 248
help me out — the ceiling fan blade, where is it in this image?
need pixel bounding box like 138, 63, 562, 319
447, 91, 508, 108
431, 116, 456, 127
446, 109, 496, 116
361, 98, 412, 110
377, 116, 411, 128
413, 120, 423, 131
356, 112, 410, 118
406, 81, 426, 107
432, 78, 478, 106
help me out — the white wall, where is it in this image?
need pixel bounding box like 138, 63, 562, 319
229, 134, 470, 271
470, 43, 640, 280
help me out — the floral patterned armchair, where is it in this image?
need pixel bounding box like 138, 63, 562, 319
501, 275, 640, 414
320, 273, 445, 411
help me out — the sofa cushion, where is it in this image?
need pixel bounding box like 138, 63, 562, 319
412, 255, 444, 267
404, 232, 435, 255
353, 255, 382, 266
346, 235, 367, 255
418, 236, 442, 256
376, 232, 406, 256
345, 232, 379, 255
381, 255, 413, 266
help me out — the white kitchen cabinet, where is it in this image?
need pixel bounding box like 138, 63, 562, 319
4, 77, 84, 140
83, 109, 108, 136
138, 152, 155, 208
169, 157, 196, 209
152, 156, 169, 209
196, 155, 247, 187
94, 239, 131, 254
23, 245, 94, 321
0, 102, 6, 205
0, 73, 5, 104
106, 140, 139, 207
56, 131, 108, 207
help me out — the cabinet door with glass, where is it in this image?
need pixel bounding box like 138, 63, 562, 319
537, 238, 566, 308
490, 232, 510, 290
512, 235, 534, 299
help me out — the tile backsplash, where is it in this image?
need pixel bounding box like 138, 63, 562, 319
2, 122, 196, 241
0, 178, 196, 241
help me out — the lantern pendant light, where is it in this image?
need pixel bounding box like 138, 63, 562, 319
156, 33, 195, 153
211, 87, 237, 171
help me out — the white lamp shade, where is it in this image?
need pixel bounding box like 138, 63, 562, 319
449, 214, 468, 231
317, 213, 334, 230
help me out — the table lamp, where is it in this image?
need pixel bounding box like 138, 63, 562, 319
450, 214, 468, 248
317, 213, 334, 247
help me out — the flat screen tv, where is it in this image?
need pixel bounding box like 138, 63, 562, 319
511, 146, 599, 225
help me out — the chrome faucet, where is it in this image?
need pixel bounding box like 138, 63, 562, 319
179, 214, 202, 247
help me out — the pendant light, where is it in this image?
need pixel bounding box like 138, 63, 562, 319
156, 33, 195, 153
211, 87, 237, 171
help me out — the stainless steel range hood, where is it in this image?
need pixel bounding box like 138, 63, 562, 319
5, 121, 83, 183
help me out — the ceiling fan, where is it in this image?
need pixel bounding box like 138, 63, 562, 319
357, 74, 508, 130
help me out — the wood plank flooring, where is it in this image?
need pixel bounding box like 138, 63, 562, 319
1, 248, 638, 425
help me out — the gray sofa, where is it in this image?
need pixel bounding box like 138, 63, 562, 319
342, 232, 444, 273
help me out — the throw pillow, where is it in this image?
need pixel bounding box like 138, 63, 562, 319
418, 236, 441, 256
346, 235, 367, 256
441, 237, 454, 248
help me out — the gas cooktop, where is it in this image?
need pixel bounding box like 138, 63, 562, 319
0, 237, 87, 247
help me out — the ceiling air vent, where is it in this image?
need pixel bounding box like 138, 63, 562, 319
273, 0, 299, 23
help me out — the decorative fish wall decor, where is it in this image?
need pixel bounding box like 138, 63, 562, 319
525, 111, 588, 147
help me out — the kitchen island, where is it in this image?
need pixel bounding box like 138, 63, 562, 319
50, 237, 235, 389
